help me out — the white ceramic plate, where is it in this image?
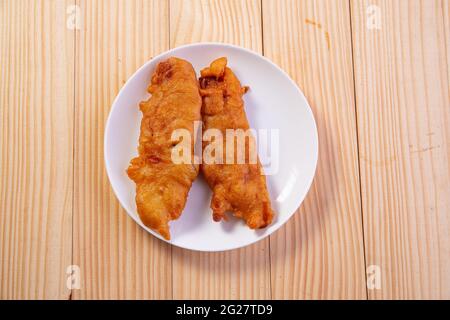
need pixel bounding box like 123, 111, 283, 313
105, 43, 318, 251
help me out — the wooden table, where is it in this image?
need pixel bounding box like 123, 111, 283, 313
1, 0, 449, 300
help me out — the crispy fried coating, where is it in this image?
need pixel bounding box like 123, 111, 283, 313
127, 57, 201, 240
199, 57, 274, 229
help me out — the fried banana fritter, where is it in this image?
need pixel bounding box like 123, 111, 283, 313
199, 57, 274, 229
127, 57, 202, 240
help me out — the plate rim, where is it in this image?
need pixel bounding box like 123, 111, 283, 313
104, 42, 319, 252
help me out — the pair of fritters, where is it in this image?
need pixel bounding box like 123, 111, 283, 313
127, 57, 274, 240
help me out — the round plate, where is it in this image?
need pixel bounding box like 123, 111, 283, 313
105, 42, 318, 251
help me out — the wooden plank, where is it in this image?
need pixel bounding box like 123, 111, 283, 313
170, 0, 271, 299
73, 0, 172, 299
262, 0, 367, 299
0, 0, 74, 299
444, 0, 450, 81
351, 0, 450, 299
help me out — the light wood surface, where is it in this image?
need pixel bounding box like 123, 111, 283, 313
170, 0, 271, 300
0, 0, 449, 300
351, 0, 450, 299
263, 0, 367, 299
0, 0, 74, 299
73, 0, 172, 299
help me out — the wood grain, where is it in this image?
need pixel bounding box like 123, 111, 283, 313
351, 0, 450, 299
262, 0, 367, 299
169, 0, 271, 299
1, 0, 449, 300
444, 0, 450, 81
0, 0, 74, 299
73, 0, 172, 299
